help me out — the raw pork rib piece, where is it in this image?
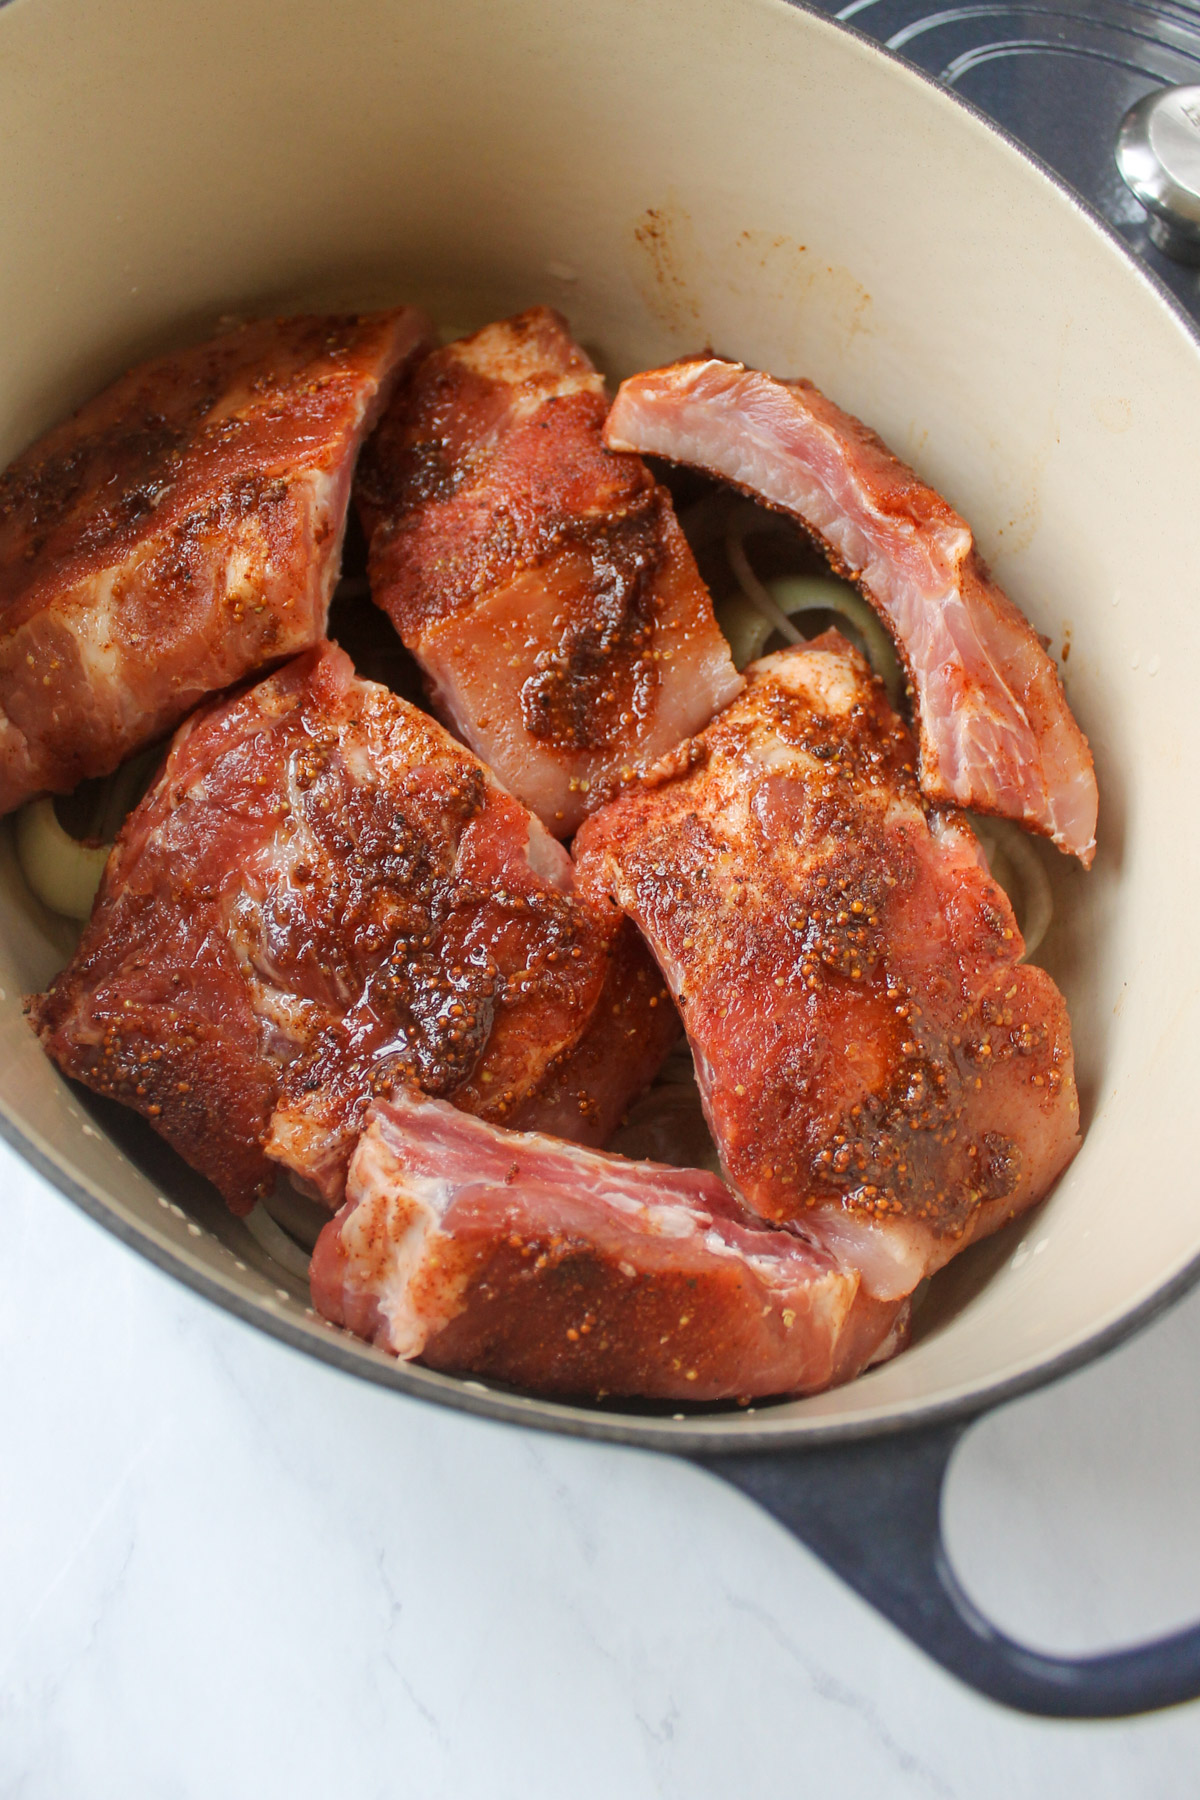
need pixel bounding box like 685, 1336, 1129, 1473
505, 919, 682, 1147
355, 308, 742, 836
605, 357, 1098, 864
272, 913, 681, 1202
575, 635, 1081, 1302
30, 643, 620, 1213
310, 1089, 907, 1402
0, 309, 432, 814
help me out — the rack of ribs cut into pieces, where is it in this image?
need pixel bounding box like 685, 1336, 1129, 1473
20, 306, 1089, 1405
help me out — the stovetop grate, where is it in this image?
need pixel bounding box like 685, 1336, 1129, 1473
809, 0, 1200, 318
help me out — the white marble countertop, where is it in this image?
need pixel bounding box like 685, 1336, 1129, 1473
3, 1132, 1200, 1798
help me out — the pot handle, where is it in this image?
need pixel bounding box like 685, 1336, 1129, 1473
694, 1418, 1200, 1718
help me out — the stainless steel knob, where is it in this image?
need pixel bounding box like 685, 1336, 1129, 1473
1116, 84, 1200, 265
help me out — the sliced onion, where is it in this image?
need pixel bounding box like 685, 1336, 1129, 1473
244, 1202, 314, 1280
262, 1181, 327, 1251
766, 574, 904, 706
15, 800, 111, 920
15, 746, 163, 923
725, 530, 804, 648
713, 590, 776, 670
970, 816, 1055, 961
89, 747, 161, 843
715, 523, 905, 705
678, 493, 773, 553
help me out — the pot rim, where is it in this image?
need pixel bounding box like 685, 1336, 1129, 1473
8, 1086, 1200, 1458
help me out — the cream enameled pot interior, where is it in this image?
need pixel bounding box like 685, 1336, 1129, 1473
1, 0, 1197, 1448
